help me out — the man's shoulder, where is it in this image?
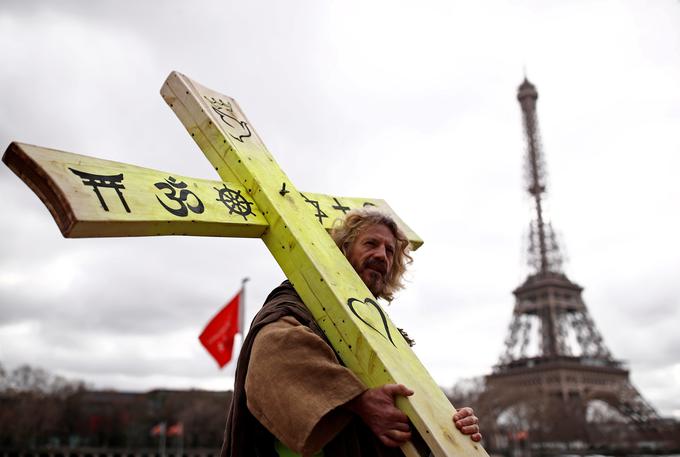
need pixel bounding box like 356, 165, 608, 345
250, 280, 310, 329
253, 280, 328, 343
264, 280, 301, 304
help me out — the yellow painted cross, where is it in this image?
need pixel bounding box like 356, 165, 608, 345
2, 72, 488, 457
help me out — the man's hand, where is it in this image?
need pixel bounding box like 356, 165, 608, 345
454, 407, 482, 442
345, 384, 414, 447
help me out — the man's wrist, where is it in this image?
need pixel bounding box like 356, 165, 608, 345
343, 389, 369, 415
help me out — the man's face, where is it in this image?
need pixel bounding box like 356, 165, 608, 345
345, 223, 396, 298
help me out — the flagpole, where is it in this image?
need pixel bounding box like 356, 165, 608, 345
178, 423, 183, 457
239, 277, 249, 339
159, 422, 166, 457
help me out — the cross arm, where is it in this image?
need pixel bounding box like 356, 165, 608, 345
2, 142, 420, 247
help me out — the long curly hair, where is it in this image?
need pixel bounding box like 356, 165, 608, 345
331, 208, 413, 301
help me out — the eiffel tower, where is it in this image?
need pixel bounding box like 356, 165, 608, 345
480, 77, 661, 447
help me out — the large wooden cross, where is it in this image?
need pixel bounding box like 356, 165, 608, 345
3, 72, 488, 457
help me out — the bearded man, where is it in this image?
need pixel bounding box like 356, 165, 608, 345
222, 209, 481, 456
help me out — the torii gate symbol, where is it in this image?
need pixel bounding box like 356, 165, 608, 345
3, 71, 488, 457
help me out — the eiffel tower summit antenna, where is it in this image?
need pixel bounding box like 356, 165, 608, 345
478, 77, 663, 448
517, 76, 562, 276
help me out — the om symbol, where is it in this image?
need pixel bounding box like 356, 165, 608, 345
155, 176, 205, 217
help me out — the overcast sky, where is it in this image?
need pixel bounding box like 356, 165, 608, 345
1, 0, 678, 420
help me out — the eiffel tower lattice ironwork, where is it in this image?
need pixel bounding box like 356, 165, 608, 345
481, 78, 660, 444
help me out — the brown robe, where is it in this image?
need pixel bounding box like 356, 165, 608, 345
221, 281, 403, 457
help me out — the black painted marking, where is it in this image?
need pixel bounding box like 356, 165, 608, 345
69, 168, 130, 213
279, 182, 290, 196
347, 297, 396, 347
154, 176, 205, 217
332, 197, 351, 214
300, 193, 328, 224
214, 184, 255, 220
203, 96, 252, 143
362, 201, 377, 207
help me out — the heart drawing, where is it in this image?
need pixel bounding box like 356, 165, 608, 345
347, 297, 396, 347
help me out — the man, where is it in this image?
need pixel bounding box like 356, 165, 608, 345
223, 209, 481, 456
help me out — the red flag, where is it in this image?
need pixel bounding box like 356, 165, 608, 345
167, 422, 184, 436
199, 291, 240, 368
516, 430, 528, 440
150, 422, 166, 436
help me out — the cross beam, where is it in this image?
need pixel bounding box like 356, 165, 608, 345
2, 71, 488, 457
3, 142, 421, 245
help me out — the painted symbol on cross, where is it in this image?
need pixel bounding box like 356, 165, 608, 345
300, 193, 328, 224
214, 184, 255, 220
203, 96, 252, 143
332, 197, 351, 214
155, 176, 204, 217
69, 167, 130, 213
347, 297, 397, 347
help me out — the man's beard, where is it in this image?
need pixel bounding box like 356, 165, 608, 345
361, 258, 388, 298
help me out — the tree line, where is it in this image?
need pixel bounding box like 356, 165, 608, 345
0, 363, 231, 451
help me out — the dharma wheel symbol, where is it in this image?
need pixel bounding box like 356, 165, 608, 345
214, 184, 255, 220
